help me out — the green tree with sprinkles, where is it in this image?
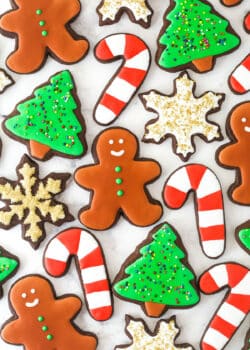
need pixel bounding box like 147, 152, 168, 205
0, 247, 19, 298
114, 223, 199, 317
3, 70, 87, 161
157, 0, 240, 73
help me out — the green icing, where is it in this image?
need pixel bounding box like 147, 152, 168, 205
238, 228, 250, 251
5, 70, 85, 156
158, 0, 240, 69
0, 256, 18, 282
114, 224, 199, 307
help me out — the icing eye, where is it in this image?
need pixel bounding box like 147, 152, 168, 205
109, 139, 114, 145
242, 117, 247, 123
21, 293, 27, 299
119, 139, 124, 144
30, 289, 36, 294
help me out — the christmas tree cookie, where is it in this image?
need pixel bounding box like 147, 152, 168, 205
156, 0, 240, 73
115, 316, 194, 350
235, 221, 250, 254
113, 223, 200, 317
3, 71, 87, 161
0, 247, 19, 298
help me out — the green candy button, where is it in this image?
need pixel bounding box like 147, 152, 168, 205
39, 21, 45, 26
117, 190, 124, 197
116, 178, 123, 185
115, 166, 122, 173
47, 334, 53, 341
42, 30, 48, 37
38, 316, 44, 322
42, 326, 48, 331
36, 9, 42, 15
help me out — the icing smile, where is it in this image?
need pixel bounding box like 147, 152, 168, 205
244, 126, 250, 132
25, 298, 39, 308
110, 150, 125, 157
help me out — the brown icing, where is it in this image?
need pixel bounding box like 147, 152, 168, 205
74, 128, 162, 230
192, 56, 214, 72
144, 302, 167, 317
1, 275, 97, 350
221, 0, 242, 6
0, 0, 89, 73
30, 140, 50, 159
217, 102, 250, 204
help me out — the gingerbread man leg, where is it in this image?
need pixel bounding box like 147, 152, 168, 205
79, 196, 120, 230
232, 171, 250, 204
122, 193, 162, 226
48, 30, 89, 63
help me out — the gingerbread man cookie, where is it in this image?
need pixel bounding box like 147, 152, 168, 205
74, 128, 162, 230
1, 275, 97, 350
0, 0, 89, 74
217, 102, 250, 205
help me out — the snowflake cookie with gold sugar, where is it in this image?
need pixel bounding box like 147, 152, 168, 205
0, 154, 73, 249
115, 315, 194, 350
140, 72, 225, 161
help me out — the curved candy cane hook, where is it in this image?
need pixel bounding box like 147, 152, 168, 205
163, 164, 225, 258
43, 228, 113, 321
229, 54, 250, 94
199, 263, 250, 350
94, 33, 151, 125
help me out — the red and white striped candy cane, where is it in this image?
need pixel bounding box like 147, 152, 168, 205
199, 263, 250, 350
43, 228, 113, 321
163, 164, 225, 258
94, 33, 151, 125
229, 54, 250, 94
244, 12, 250, 33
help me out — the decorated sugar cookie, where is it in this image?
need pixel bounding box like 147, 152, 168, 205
97, 0, 153, 28
217, 102, 250, 205
0, 69, 14, 94
74, 128, 162, 230
0, 154, 73, 249
235, 221, 250, 253
3, 71, 87, 161
115, 316, 194, 350
0, 0, 89, 73
245, 13, 250, 33
156, 0, 240, 73
229, 55, 250, 94
114, 223, 200, 318
140, 72, 224, 161
0, 247, 19, 298
1, 275, 97, 350
220, 0, 243, 6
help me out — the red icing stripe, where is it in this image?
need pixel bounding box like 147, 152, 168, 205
99, 93, 126, 115
186, 164, 206, 189
45, 258, 67, 276
199, 225, 225, 241
229, 76, 246, 93
242, 55, 250, 69
201, 343, 216, 350
85, 279, 110, 294
118, 67, 146, 86
210, 316, 235, 338
199, 272, 220, 293
226, 264, 248, 288
228, 294, 250, 313
91, 306, 113, 321
79, 247, 104, 269
124, 34, 147, 59
198, 191, 223, 211
164, 186, 187, 208
95, 39, 114, 59
58, 228, 81, 254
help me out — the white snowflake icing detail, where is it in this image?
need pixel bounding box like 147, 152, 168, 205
98, 0, 152, 24
140, 72, 224, 160
0, 69, 13, 93
116, 317, 194, 350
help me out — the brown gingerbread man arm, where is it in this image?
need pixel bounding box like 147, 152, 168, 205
0, 11, 20, 32
58, 0, 81, 19
218, 143, 241, 167
55, 296, 82, 318
135, 161, 161, 182
1, 318, 24, 343
75, 165, 102, 189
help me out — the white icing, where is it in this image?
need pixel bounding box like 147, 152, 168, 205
87, 291, 112, 309
119, 139, 124, 144
202, 240, 224, 258
197, 169, 221, 198
81, 265, 107, 284
242, 117, 247, 122
142, 74, 224, 158
106, 77, 135, 103
232, 64, 250, 90
21, 293, 27, 299
105, 34, 126, 56
25, 298, 39, 308
203, 328, 228, 349
0, 70, 13, 93
217, 302, 245, 327
109, 139, 114, 144
110, 150, 125, 157
98, 0, 152, 23
244, 126, 250, 132
30, 289, 36, 294
209, 264, 228, 288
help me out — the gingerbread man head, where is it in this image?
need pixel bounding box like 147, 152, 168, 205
95, 128, 138, 162
229, 102, 250, 141
9, 275, 54, 316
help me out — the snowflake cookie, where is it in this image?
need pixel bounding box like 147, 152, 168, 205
0, 155, 73, 249
97, 0, 153, 28
115, 316, 194, 350
0, 69, 14, 94
140, 72, 225, 161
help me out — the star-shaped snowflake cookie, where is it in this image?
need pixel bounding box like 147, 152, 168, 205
140, 72, 225, 161
0, 69, 14, 94
115, 316, 193, 350
0, 155, 73, 249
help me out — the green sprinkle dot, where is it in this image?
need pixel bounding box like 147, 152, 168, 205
38, 316, 44, 322
39, 21, 45, 26
47, 334, 53, 341
42, 326, 48, 331
41, 30, 48, 37
115, 166, 122, 173
117, 190, 124, 197
116, 178, 123, 185
36, 9, 42, 15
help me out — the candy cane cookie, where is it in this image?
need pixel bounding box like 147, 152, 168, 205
163, 164, 225, 258
244, 13, 250, 33
43, 227, 113, 321
229, 54, 250, 94
199, 263, 250, 350
94, 33, 151, 125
